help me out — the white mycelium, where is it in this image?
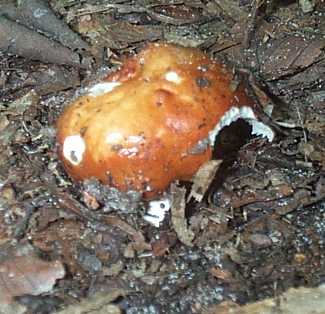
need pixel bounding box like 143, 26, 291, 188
63, 134, 86, 166
209, 106, 274, 144
88, 82, 121, 97
144, 198, 171, 227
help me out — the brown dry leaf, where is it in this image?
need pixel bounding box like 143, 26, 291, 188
147, 4, 204, 25
83, 191, 100, 210
31, 219, 86, 275
103, 21, 162, 45
305, 115, 325, 137
104, 216, 151, 252
0, 243, 65, 304
25, 65, 80, 95
261, 35, 325, 80
204, 284, 325, 314
0, 90, 39, 116
171, 184, 194, 246
209, 266, 234, 283
78, 17, 162, 49
55, 290, 125, 314
188, 160, 222, 202
152, 232, 177, 257
212, 0, 248, 23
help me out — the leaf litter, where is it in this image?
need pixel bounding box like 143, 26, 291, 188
0, 0, 324, 313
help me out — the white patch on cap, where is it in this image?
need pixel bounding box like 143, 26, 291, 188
63, 135, 86, 166
106, 132, 124, 144
208, 106, 275, 144
144, 198, 171, 227
118, 147, 139, 157
88, 82, 121, 97
127, 135, 144, 144
165, 71, 182, 84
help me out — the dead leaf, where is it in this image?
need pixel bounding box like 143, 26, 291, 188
152, 232, 177, 257
148, 4, 204, 25
261, 35, 325, 80
31, 219, 86, 275
0, 243, 65, 304
55, 290, 125, 314
204, 284, 325, 314
209, 266, 234, 283
0, 90, 39, 116
171, 184, 194, 246
104, 216, 151, 252
188, 160, 222, 202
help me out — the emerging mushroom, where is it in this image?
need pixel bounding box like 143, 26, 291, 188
57, 43, 273, 199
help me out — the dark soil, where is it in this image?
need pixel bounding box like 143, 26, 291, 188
0, 1, 324, 313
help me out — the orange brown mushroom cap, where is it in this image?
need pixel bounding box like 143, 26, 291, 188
56, 43, 273, 199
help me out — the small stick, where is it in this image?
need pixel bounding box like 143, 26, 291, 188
0, 0, 88, 51
0, 16, 81, 67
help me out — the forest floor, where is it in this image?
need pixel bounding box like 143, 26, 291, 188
0, 1, 324, 313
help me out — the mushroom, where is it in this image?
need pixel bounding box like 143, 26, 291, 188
56, 42, 274, 199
